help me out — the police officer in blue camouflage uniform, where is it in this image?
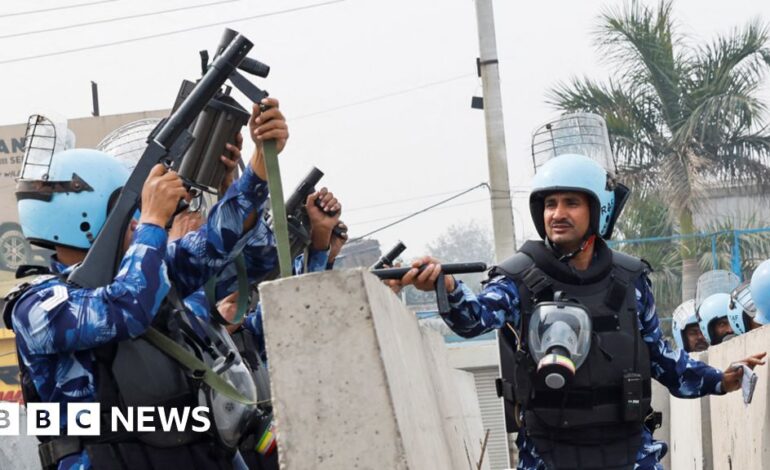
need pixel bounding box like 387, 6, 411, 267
220, 192, 345, 470
234, 194, 346, 365
6, 98, 289, 470
401, 153, 765, 470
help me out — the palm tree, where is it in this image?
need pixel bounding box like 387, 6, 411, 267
549, 0, 770, 302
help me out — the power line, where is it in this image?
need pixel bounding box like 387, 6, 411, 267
345, 187, 491, 214
0, 0, 346, 65
0, 0, 119, 19
350, 197, 491, 226
0, 0, 239, 40
349, 183, 489, 241
286, 54, 525, 122
344, 185, 529, 214
292, 73, 475, 121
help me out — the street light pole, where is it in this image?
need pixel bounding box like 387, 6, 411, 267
473, 0, 516, 262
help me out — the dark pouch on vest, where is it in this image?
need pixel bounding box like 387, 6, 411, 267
622, 372, 643, 422
513, 349, 533, 407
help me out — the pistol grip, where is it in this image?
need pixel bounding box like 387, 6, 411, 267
436, 272, 450, 314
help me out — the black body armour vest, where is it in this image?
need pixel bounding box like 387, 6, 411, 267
492, 240, 652, 470
3, 276, 238, 470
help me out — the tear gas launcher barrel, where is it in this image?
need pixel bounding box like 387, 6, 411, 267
172, 28, 271, 195
68, 31, 261, 289
370, 241, 407, 270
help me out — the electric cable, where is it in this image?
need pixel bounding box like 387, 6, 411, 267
0, 0, 346, 65
0, 0, 239, 40
345, 185, 528, 214
0, 0, 118, 19
349, 183, 489, 241
292, 73, 475, 121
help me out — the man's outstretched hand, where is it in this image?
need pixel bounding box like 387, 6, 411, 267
721, 352, 766, 393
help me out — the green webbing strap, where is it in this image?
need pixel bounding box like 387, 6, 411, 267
263, 139, 292, 278
143, 327, 257, 406
205, 253, 250, 325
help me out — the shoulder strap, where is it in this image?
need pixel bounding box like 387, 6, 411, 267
612, 250, 650, 278
142, 327, 261, 406
491, 251, 535, 279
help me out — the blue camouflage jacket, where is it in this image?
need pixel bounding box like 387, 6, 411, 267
444, 271, 725, 469
11, 166, 274, 470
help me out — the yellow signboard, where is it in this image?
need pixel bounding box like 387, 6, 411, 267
0, 331, 21, 403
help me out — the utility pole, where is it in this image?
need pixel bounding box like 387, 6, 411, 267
474, 0, 516, 262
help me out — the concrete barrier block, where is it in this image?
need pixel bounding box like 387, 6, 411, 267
420, 327, 489, 470
650, 380, 671, 470
0, 409, 39, 470
705, 326, 770, 470
451, 369, 490, 470
261, 269, 468, 470
669, 351, 712, 470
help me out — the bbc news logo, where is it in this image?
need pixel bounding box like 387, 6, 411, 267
0, 403, 211, 436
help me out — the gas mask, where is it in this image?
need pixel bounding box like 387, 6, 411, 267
528, 293, 592, 390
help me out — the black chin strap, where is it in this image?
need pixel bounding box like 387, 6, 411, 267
546, 233, 596, 263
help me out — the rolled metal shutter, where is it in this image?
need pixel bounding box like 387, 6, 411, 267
471, 366, 512, 469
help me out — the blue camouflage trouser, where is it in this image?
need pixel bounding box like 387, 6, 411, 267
516, 427, 666, 470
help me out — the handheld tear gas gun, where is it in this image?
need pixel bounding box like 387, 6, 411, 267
69, 29, 268, 288
171, 28, 271, 196
260, 167, 344, 282
370, 241, 407, 270
371, 262, 487, 314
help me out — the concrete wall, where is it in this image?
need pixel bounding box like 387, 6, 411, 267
260, 268, 486, 470
420, 327, 489, 470
667, 326, 770, 470
651, 380, 671, 470
705, 326, 770, 470
669, 351, 713, 470
0, 409, 46, 470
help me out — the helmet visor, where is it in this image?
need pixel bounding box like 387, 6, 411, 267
531, 113, 615, 174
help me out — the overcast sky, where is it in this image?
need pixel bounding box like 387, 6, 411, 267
2, 0, 769, 262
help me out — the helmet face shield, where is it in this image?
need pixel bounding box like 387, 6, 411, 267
672, 299, 700, 351
531, 113, 615, 174
695, 270, 741, 312
97, 118, 162, 171
20, 114, 74, 180
751, 259, 770, 324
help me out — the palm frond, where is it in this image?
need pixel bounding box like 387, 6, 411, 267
596, 0, 685, 129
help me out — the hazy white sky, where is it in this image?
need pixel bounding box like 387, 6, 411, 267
2, 0, 769, 261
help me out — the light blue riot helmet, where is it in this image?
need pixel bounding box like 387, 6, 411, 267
529, 154, 630, 240
672, 299, 698, 351
729, 281, 759, 333
16, 149, 130, 250
751, 259, 770, 324
697, 293, 742, 345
